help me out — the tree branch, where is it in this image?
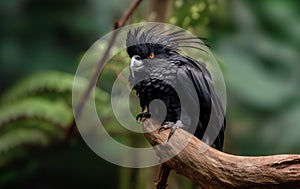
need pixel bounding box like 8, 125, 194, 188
70, 0, 142, 141
75, 0, 142, 121
154, 164, 171, 189
142, 118, 300, 189
114, 0, 143, 29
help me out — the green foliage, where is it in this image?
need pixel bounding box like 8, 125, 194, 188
0, 72, 67, 168
1, 71, 75, 104
169, 0, 220, 36
1, 0, 299, 188
0, 98, 72, 129
0, 128, 50, 165
210, 0, 300, 155
0, 70, 111, 171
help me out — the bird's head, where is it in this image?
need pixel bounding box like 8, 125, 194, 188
126, 24, 206, 81
126, 26, 180, 79
126, 25, 206, 79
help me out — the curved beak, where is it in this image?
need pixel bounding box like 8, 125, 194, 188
130, 55, 144, 78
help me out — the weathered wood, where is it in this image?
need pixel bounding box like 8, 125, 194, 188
143, 119, 300, 189
154, 164, 171, 189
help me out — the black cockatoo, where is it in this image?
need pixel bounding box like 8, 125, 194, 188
126, 25, 226, 151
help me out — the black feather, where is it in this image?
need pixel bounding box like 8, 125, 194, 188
126, 25, 226, 151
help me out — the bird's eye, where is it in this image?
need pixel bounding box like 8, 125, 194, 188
149, 53, 155, 59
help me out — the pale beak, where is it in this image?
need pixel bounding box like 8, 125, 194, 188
130, 55, 144, 78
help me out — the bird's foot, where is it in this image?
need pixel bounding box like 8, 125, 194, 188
159, 120, 183, 141
136, 112, 151, 122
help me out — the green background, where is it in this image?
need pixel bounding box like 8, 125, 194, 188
0, 0, 299, 188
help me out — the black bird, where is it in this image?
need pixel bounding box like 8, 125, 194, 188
126, 25, 226, 151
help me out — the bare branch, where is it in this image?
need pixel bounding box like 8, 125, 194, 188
75, 0, 142, 121
114, 0, 143, 29
71, 0, 143, 140
154, 164, 171, 189
143, 118, 300, 189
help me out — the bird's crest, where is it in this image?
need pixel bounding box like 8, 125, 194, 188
126, 24, 207, 58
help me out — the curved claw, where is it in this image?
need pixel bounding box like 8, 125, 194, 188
136, 112, 151, 122
159, 120, 183, 141
168, 126, 178, 141
158, 121, 174, 134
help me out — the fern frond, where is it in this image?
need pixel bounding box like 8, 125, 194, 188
0, 98, 73, 129
1, 71, 73, 104
0, 128, 50, 154
0, 128, 52, 167
0, 71, 110, 105
0, 70, 113, 169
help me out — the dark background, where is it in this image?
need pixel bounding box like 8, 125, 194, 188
0, 0, 299, 188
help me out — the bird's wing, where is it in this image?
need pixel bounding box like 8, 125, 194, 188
175, 58, 226, 150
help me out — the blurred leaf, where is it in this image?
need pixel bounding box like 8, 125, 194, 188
259, 102, 300, 153
0, 128, 50, 155
0, 71, 75, 104
0, 97, 72, 129
220, 43, 296, 109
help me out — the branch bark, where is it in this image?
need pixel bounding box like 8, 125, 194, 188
142, 118, 300, 189
114, 0, 143, 29
154, 164, 171, 189
71, 0, 142, 141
